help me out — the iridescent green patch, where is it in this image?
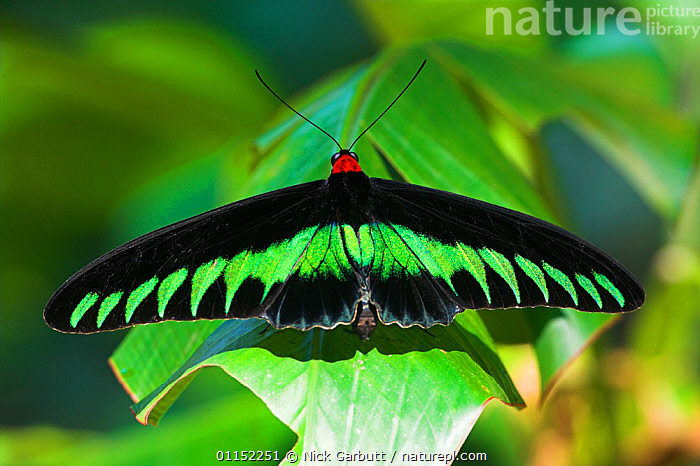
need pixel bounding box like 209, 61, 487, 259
96, 291, 123, 328
125, 276, 158, 323
342, 224, 360, 266
515, 255, 548, 302
575, 273, 602, 309
542, 262, 578, 305
223, 225, 328, 311
453, 243, 490, 303
224, 250, 257, 313
370, 223, 423, 280
191, 258, 227, 316
157, 268, 188, 317
297, 224, 352, 280
71, 292, 99, 328
593, 271, 625, 307
392, 224, 454, 288
479, 248, 520, 303
187, 220, 626, 320
261, 226, 316, 294
367, 224, 492, 303
357, 224, 374, 269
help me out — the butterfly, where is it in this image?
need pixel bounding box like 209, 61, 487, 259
44, 61, 645, 340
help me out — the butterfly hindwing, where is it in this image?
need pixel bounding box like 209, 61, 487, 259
363, 178, 644, 327
260, 222, 362, 330
343, 221, 463, 328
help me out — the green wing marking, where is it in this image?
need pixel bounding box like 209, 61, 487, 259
157, 268, 188, 317
349, 223, 500, 304
366, 223, 424, 279
542, 261, 578, 306
342, 224, 361, 264
223, 226, 317, 313
224, 251, 260, 313
96, 291, 123, 328
515, 254, 549, 302
594, 271, 625, 307
191, 258, 227, 316
350, 223, 624, 313
478, 248, 520, 303
262, 226, 316, 289
396, 224, 457, 286
222, 224, 357, 313
297, 224, 353, 279
575, 273, 602, 309
356, 224, 374, 269
125, 276, 159, 323
351, 223, 497, 304
390, 224, 490, 301
70, 292, 99, 328
452, 243, 490, 304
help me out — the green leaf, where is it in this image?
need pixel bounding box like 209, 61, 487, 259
528, 309, 617, 398
111, 320, 223, 402
114, 312, 523, 457
252, 45, 552, 219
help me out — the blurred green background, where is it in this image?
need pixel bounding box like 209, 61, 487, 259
2, 1, 699, 465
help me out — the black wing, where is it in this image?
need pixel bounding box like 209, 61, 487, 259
363, 178, 645, 328
44, 181, 362, 334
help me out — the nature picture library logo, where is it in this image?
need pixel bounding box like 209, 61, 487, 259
486, 1, 700, 38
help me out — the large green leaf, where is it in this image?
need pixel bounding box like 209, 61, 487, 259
110, 320, 223, 402
114, 313, 523, 458
249, 46, 551, 219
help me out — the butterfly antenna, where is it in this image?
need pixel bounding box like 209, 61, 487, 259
348, 59, 427, 151
255, 70, 343, 150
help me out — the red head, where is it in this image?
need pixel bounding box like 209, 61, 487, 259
330, 149, 362, 174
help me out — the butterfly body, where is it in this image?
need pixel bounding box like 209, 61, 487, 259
45, 149, 644, 340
